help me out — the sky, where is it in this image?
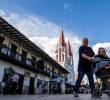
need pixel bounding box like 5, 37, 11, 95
0, 0, 110, 75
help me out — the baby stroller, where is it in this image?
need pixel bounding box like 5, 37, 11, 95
93, 58, 110, 97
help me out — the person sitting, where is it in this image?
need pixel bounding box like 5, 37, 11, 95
94, 47, 110, 77
94, 47, 110, 91
94, 47, 108, 61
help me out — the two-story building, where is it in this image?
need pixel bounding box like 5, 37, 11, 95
0, 17, 68, 94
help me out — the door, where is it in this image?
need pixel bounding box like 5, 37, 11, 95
11, 43, 17, 59
22, 50, 27, 63
29, 77, 35, 94
43, 81, 49, 94
32, 56, 36, 67
23, 76, 30, 94
37, 79, 42, 94
17, 74, 24, 94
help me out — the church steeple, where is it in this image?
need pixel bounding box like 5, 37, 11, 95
66, 39, 73, 64
66, 39, 73, 57
55, 29, 75, 85
58, 29, 66, 47
56, 29, 66, 63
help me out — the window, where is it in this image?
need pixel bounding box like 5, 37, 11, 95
59, 49, 61, 62
0, 36, 4, 52
22, 50, 27, 63
32, 56, 36, 67
11, 43, 17, 52
56, 55, 58, 61
37, 60, 44, 70
0, 36, 4, 45
11, 43, 17, 58
62, 54, 64, 62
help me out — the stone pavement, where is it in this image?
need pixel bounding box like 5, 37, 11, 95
0, 94, 110, 100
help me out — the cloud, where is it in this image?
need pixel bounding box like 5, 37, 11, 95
30, 36, 58, 58
0, 11, 61, 38
92, 42, 110, 57
0, 9, 82, 74
2, 9, 110, 81
64, 2, 70, 11
30, 36, 82, 73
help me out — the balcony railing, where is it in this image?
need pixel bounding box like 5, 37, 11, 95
0, 44, 51, 77
53, 71, 64, 78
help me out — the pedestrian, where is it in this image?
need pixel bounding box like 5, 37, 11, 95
11, 73, 19, 94
94, 47, 110, 91
73, 38, 95, 97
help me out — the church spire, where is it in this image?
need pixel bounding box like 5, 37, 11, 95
66, 39, 73, 56
58, 28, 66, 47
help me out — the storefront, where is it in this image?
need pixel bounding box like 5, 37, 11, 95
0, 60, 36, 94
49, 75, 65, 94
22, 76, 30, 94
60, 77, 66, 94
35, 74, 50, 95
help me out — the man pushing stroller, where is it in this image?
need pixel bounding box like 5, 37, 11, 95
73, 38, 110, 97
73, 38, 95, 97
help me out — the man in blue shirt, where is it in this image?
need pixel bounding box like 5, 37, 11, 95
74, 38, 95, 97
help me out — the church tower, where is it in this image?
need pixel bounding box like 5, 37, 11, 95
56, 29, 75, 85
56, 29, 67, 67
66, 40, 73, 65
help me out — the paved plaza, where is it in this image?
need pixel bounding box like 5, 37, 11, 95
0, 94, 110, 100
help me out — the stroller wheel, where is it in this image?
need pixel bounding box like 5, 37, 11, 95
92, 89, 102, 97
107, 93, 110, 97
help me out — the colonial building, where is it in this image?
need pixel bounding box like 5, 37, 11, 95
0, 17, 68, 94
55, 30, 75, 86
